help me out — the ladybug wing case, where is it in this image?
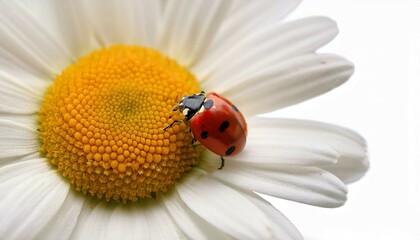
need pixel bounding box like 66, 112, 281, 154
190, 93, 247, 157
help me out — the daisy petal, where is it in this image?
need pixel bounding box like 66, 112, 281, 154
85, 0, 161, 47
0, 120, 39, 161
322, 156, 370, 184
204, 157, 348, 207
244, 192, 303, 240
193, 0, 301, 77
0, 159, 49, 200
0, 169, 70, 239
143, 200, 185, 240
0, 1, 72, 77
0, 69, 45, 114
130, 0, 162, 48
224, 53, 354, 115
0, 48, 50, 81
0, 51, 51, 85
71, 202, 111, 239
105, 204, 150, 240
225, 118, 340, 166
0, 60, 49, 90
0, 113, 38, 126
249, 118, 368, 183
72, 202, 150, 240
73, 200, 183, 240
32, 0, 94, 59
164, 192, 231, 240
83, 0, 134, 46
35, 191, 85, 240
177, 170, 273, 239
210, 0, 301, 47
157, 0, 231, 67
196, 16, 337, 85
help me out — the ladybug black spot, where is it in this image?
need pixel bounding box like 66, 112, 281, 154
201, 131, 209, 139
203, 99, 214, 109
231, 105, 239, 112
225, 146, 235, 156
219, 121, 230, 133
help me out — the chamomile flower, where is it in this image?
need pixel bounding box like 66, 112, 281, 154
0, 0, 369, 239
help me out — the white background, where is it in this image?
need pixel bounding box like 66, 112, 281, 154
265, 0, 420, 239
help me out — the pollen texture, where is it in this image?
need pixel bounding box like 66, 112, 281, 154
38, 45, 201, 202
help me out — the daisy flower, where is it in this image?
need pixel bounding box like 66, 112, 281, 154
0, 0, 369, 239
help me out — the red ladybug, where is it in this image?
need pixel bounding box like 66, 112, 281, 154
164, 91, 247, 169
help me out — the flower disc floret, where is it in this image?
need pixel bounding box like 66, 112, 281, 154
38, 45, 201, 202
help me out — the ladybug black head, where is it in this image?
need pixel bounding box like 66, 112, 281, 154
174, 91, 205, 121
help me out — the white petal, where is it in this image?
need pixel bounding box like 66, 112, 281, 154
0, 159, 49, 200
66, 199, 97, 239
143, 200, 185, 240
177, 170, 274, 239
157, 0, 241, 67
0, 113, 38, 126
0, 120, 39, 161
35, 190, 85, 240
130, 0, 162, 47
0, 69, 45, 114
322, 155, 370, 184
227, 117, 341, 166
72, 199, 183, 240
250, 118, 369, 183
204, 158, 348, 207
0, 170, 70, 239
223, 53, 353, 116
195, 16, 336, 84
28, 0, 95, 60
73, 202, 153, 240
81, 0, 132, 46
0, 117, 39, 165
71, 202, 111, 239
0, 1, 72, 77
163, 192, 231, 240
0, 65, 48, 95
84, 0, 161, 47
0, 50, 51, 85
193, 0, 301, 78
244, 192, 303, 240
105, 204, 151, 240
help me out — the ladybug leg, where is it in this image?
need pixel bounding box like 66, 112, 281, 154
172, 105, 180, 111
218, 156, 225, 170
151, 192, 157, 199
191, 143, 201, 148
188, 127, 197, 144
163, 120, 184, 131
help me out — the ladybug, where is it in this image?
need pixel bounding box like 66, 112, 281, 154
164, 91, 247, 169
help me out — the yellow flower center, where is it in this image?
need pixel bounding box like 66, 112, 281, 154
38, 45, 201, 202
